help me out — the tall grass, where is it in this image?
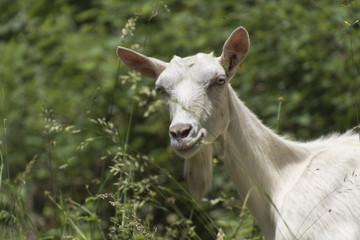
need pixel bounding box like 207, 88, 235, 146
0, 11, 260, 238
345, 0, 360, 138
2, 1, 357, 239
1, 88, 8, 186
0, 89, 4, 194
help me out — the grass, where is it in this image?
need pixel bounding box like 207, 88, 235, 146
0, 64, 260, 239
276, 96, 284, 134
2, 1, 357, 239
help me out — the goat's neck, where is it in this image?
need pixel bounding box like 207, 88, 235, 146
218, 86, 310, 235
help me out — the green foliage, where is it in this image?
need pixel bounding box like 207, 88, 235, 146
0, 0, 359, 239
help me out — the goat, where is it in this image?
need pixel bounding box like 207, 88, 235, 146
116, 26, 360, 239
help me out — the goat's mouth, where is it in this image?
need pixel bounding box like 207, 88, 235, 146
171, 129, 206, 158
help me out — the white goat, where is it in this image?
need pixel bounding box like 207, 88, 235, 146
116, 26, 360, 239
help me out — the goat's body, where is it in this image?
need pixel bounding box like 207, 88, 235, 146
278, 137, 360, 239
222, 86, 360, 239
117, 26, 360, 239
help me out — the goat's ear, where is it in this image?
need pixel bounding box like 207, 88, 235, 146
220, 27, 250, 76
116, 47, 167, 79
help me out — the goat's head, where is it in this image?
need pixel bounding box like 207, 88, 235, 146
117, 27, 249, 159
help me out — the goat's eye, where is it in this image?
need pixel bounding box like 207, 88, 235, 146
155, 85, 169, 97
216, 77, 226, 85
155, 85, 163, 93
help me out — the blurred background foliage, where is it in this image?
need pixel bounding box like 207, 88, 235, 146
0, 0, 359, 239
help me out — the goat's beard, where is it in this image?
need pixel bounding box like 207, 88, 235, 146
183, 144, 213, 202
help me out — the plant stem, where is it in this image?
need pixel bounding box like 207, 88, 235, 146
121, 104, 134, 227
276, 96, 284, 134
2, 88, 9, 180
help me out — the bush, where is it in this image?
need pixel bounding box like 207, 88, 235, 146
0, 0, 359, 239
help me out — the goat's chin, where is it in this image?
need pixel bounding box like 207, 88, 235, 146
173, 144, 202, 159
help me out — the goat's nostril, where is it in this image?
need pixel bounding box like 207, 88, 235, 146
180, 125, 191, 138
170, 124, 192, 140
170, 130, 178, 140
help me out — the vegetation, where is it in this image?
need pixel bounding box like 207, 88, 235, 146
0, 0, 359, 239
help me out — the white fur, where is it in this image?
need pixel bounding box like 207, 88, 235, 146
117, 27, 360, 239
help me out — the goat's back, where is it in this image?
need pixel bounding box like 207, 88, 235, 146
276, 134, 360, 239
